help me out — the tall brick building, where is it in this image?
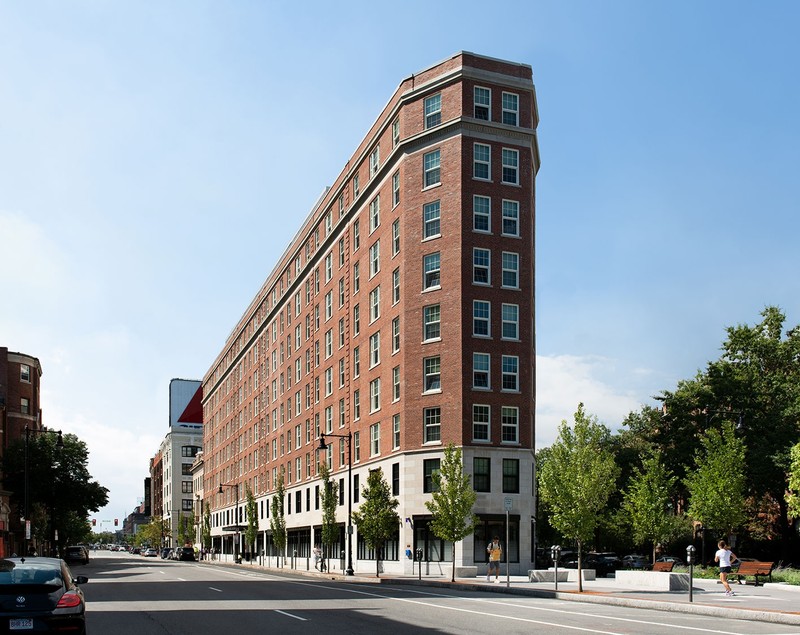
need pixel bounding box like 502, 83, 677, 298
202, 52, 540, 574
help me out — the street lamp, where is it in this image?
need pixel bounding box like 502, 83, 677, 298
24, 425, 64, 555
317, 432, 354, 576
218, 481, 240, 563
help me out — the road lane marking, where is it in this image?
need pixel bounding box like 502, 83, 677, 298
274, 610, 306, 621
209, 587, 223, 592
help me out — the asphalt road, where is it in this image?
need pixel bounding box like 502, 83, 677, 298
76, 551, 800, 634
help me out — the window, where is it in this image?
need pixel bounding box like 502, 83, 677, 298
473, 457, 490, 491
423, 253, 440, 290
324, 329, 332, 358
473, 248, 490, 285
370, 422, 380, 456
392, 317, 400, 353
325, 405, 333, 432
423, 150, 440, 187
471, 197, 490, 235
473, 300, 490, 337
501, 356, 519, 391
325, 368, 333, 396
424, 407, 441, 443
392, 268, 400, 304
325, 291, 333, 320
473, 405, 490, 441
338, 359, 345, 388
502, 458, 519, 492
502, 148, 519, 185
353, 173, 360, 197
473, 353, 490, 389
353, 304, 360, 335
392, 119, 400, 147
353, 346, 360, 378
182, 481, 193, 493
353, 390, 360, 420
353, 261, 360, 293
424, 94, 441, 128
369, 286, 380, 321
502, 92, 519, 126
423, 459, 440, 493
325, 211, 332, 236
474, 86, 491, 120
181, 445, 201, 458
392, 366, 400, 401
502, 304, 519, 340
369, 332, 380, 367
370, 378, 381, 412
20, 397, 29, 415
502, 200, 519, 237
325, 253, 333, 282
354, 430, 361, 462
473, 143, 490, 180
369, 195, 380, 232
20, 364, 31, 382
423, 304, 440, 341
339, 397, 345, 426
421, 201, 441, 240
502, 252, 519, 288
369, 241, 380, 277
392, 219, 400, 256
353, 219, 360, 250
423, 356, 441, 392
502, 407, 519, 443
338, 317, 345, 347
392, 414, 400, 450
369, 145, 380, 178
392, 171, 400, 207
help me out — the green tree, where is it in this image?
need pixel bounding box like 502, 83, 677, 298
538, 403, 619, 591
621, 451, 681, 562
424, 444, 477, 582
203, 502, 212, 550
352, 467, 399, 578
318, 461, 339, 572
270, 468, 286, 565
245, 484, 258, 561
685, 422, 747, 538
138, 516, 169, 548
788, 442, 800, 521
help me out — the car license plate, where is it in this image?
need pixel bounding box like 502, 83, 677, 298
9, 618, 33, 630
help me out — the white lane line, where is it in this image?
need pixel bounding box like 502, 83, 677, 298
209, 587, 223, 592
176, 577, 186, 581
274, 610, 306, 621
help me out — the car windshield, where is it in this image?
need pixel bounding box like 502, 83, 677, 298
0, 560, 62, 588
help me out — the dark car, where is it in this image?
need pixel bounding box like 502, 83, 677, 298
589, 552, 621, 577
63, 546, 89, 566
175, 547, 196, 562
160, 548, 173, 560
656, 555, 684, 566
0, 557, 88, 634
622, 554, 650, 570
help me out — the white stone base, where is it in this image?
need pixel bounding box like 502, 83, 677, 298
456, 566, 478, 578
615, 570, 691, 590
528, 569, 569, 582
563, 568, 596, 581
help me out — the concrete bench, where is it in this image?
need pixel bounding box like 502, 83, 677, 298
528, 569, 569, 582
615, 570, 691, 590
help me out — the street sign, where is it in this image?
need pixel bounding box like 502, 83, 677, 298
504, 497, 513, 511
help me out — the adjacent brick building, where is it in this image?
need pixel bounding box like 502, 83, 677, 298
202, 52, 540, 574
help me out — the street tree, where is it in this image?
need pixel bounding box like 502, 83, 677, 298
245, 484, 258, 561
318, 461, 339, 572
538, 403, 619, 591
424, 444, 477, 582
352, 467, 399, 578
202, 502, 212, 551
685, 421, 747, 539
270, 468, 286, 565
788, 442, 800, 521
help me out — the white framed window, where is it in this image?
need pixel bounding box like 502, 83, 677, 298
325, 211, 332, 236
502, 252, 519, 288
423, 252, 440, 290
502, 92, 519, 126
502, 199, 519, 237
339, 358, 345, 388
502, 148, 519, 185
424, 93, 441, 128
423, 356, 441, 392
392, 119, 400, 147
473, 353, 490, 389
502, 304, 519, 340
353, 390, 360, 420
392, 171, 400, 207
392, 366, 400, 401
353, 261, 360, 293
338, 317, 345, 348
423, 200, 440, 239
369, 286, 380, 321
392, 317, 400, 353
423, 304, 440, 341
339, 397, 346, 427
369, 195, 380, 233
338, 193, 345, 218
338, 238, 345, 267
392, 268, 400, 304
353, 173, 360, 197
369, 240, 380, 277
325, 253, 332, 282
473, 248, 490, 285
423, 406, 441, 443
474, 143, 490, 180
325, 291, 333, 320
392, 219, 400, 256
473, 404, 490, 441
324, 329, 332, 358
369, 332, 380, 367
370, 378, 381, 413
501, 355, 519, 392
370, 422, 380, 456
325, 405, 333, 433
474, 86, 491, 120
338, 278, 345, 307
393, 414, 400, 450
353, 303, 361, 335
353, 219, 360, 251
473, 195, 490, 233
325, 367, 333, 396
423, 150, 441, 188
353, 346, 360, 378
369, 145, 380, 178
473, 300, 490, 337
502, 406, 519, 443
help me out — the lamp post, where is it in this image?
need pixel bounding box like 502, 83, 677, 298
317, 432, 354, 576
218, 481, 240, 563
24, 425, 64, 555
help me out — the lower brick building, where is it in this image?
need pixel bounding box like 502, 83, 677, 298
202, 52, 540, 574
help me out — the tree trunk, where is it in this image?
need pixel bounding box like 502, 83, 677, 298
577, 540, 583, 593
451, 547, 456, 582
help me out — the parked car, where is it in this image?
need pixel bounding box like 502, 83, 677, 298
63, 546, 89, 566
175, 547, 196, 562
160, 548, 173, 560
656, 555, 684, 566
144, 548, 158, 557
622, 554, 650, 570
0, 556, 88, 634
589, 552, 621, 577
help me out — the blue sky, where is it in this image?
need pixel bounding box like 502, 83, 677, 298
2, 1, 798, 527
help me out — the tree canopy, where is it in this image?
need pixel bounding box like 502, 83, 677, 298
352, 467, 399, 577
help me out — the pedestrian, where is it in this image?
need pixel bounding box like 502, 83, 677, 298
715, 539, 738, 596
313, 545, 322, 570
405, 544, 413, 559
487, 536, 502, 583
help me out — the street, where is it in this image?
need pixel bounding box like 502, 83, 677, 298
79, 551, 800, 634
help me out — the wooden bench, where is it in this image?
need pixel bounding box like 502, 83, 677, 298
652, 561, 675, 572
729, 561, 774, 586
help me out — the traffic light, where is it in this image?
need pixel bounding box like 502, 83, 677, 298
114, 519, 118, 526
92, 519, 96, 527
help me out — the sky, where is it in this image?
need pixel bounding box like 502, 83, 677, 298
2, 0, 799, 529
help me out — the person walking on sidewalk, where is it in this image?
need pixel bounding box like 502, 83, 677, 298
487, 536, 502, 583
715, 539, 738, 596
